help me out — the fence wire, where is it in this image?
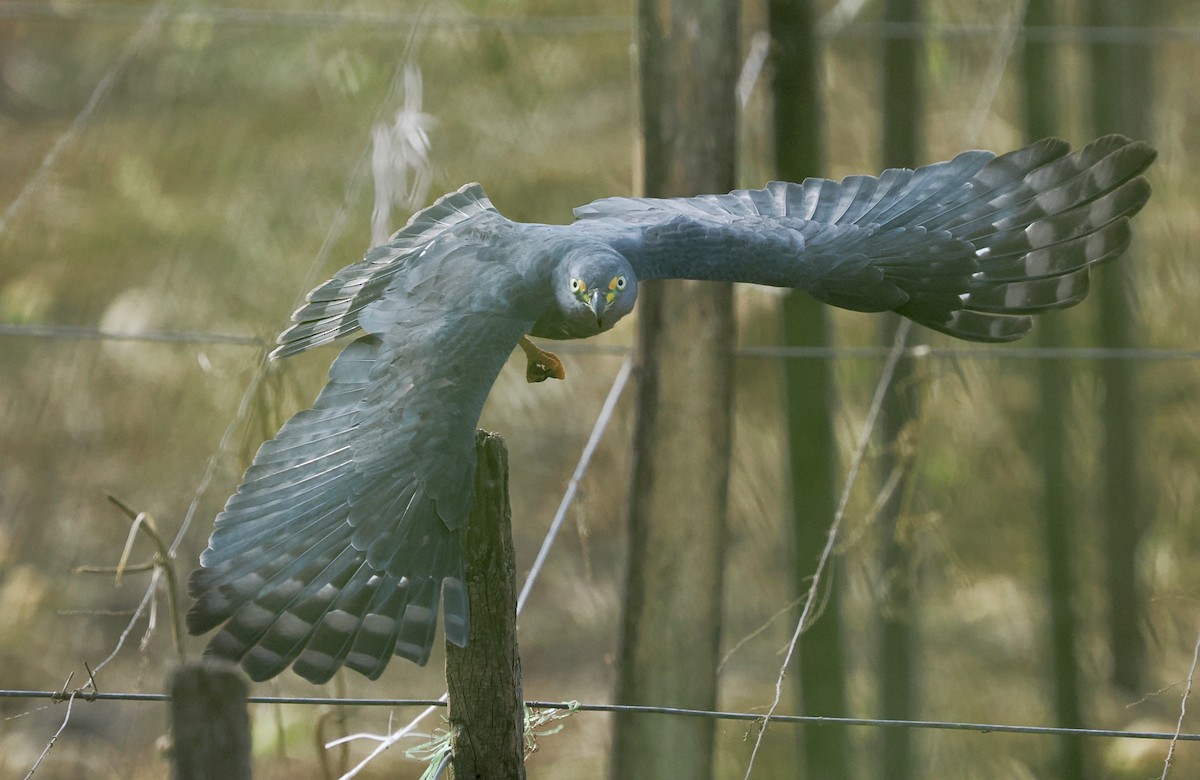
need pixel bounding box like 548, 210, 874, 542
0, 4, 1197, 43
2, 687, 1198, 744
4, 321, 1198, 362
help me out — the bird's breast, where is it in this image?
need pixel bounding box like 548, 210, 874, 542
528, 309, 607, 341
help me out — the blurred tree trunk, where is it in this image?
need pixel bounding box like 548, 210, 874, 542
611, 2, 738, 778
769, 2, 850, 778
1087, 0, 1154, 697
1019, 3, 1087, 778
877, 1, 923, 779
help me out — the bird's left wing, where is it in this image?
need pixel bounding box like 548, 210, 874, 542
574, 135, 1154, 341
188, 226, 539, 683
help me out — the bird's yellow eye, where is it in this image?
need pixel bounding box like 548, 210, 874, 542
570, 277, 585, 294
611, 275, 627, 292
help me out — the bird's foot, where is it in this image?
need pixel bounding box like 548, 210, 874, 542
518, 336, 566, 383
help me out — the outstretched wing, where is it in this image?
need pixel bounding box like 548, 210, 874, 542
273, 182, 506, 359
574, 135, 1155, 341
188, 192, 536, 683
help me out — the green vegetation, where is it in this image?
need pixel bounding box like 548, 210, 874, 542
0, 1, 1196, 777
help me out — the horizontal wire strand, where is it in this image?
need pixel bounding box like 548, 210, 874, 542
0, 5, 1195, 43
2, 323, 1197, 362
2, 688, 1197, 743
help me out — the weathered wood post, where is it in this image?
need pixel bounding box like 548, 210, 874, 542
167, 658, 252, 780
445, 430, 526, 779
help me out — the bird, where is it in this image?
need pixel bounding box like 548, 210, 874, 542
187, 134, 1155, 683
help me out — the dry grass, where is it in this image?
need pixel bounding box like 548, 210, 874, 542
0, 1, 1197, 778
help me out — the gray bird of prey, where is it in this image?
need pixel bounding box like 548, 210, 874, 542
188, 135, 1155, 683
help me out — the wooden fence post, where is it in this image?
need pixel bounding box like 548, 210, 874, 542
445, 430, 526, 779
167, 658, 252, 780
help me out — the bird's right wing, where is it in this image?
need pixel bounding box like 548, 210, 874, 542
575, 135, 1154, 341
188, 227, 538, 684
273, 183, 504, 358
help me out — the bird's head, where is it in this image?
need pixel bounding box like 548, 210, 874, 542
553, 247, 638, 336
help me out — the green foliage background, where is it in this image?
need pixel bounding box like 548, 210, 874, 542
0, 1, 1196, 777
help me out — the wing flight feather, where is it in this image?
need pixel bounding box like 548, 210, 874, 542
574, 135, 1155, 341
189, 211, 537, 681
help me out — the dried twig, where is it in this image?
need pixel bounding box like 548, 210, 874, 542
102, 496, 185, 656
1161, 627, 1200, 779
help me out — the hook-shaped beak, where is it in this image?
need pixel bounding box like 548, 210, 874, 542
588, 288, 606, 327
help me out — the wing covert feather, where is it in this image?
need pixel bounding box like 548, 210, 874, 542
575, 135, 1154, 341
272, 183, 509, 358
189, 244, 538, 682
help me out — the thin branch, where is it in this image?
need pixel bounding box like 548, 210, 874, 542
1162, 627, 1200, 779
0, 3, 168, 239
742, 319, 913, 779
22, 690, 77, 779
102, 497, 184, 656
333, 695, 447, 779
89, 571, 158, 677
73, 561, 156, 575
517, 355, 633, 615
963, 0, 1029, 147
717, 595, 806, 674
742, 8, 1029, 775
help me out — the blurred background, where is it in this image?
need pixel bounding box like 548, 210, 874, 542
0, 0, 1196, 778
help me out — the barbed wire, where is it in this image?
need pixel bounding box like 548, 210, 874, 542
3, 686, 1198, 744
